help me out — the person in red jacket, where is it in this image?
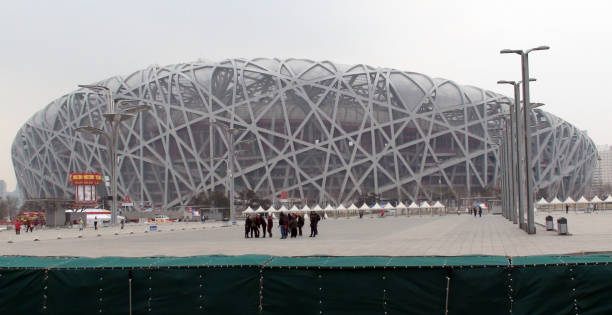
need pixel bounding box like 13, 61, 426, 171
14, 221, 21, 235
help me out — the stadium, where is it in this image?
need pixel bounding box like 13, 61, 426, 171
12, 58, 597, 208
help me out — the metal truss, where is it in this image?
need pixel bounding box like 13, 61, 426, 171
11, 58, 597, 207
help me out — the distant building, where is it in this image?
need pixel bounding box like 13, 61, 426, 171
593, 145, 612, 197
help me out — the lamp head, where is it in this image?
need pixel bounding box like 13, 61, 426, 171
497, 80, 516, 85
500, 49, 522, 55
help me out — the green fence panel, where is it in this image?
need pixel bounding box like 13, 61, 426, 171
383, 268, 447, 314
131, 267, 260, 314
46, 269, 129, 314
572, 263, 612, 314
447, 267, 510, 315
511, 265, 574, 314
261, 268, 320, 315
0, 269, 44, 313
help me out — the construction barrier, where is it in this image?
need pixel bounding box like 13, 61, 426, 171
1, 255, 612, 314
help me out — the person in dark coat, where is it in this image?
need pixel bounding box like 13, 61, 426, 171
279, 212, 287, 239
260, 214, 267, 238
297, 214, 304, 236
566, 204, 569, 214
310, 211, 320, 237
478, 206, 482, 217
312, 212, 320, 237
288, 214, 298, 238
266, 214, 273, 237
472, 207, 477, 217
245, 215, 252, 238
252, 215, 260, 238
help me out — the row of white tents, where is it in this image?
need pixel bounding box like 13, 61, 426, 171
242, 201, 446, 215
536, 195, 612, 206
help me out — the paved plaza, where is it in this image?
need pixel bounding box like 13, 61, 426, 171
2, 211, 612, 257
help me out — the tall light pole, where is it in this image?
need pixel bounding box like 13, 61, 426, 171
498, 79, 534, 228
76, 86, 151, 225
500, 46, 549, 234
209, 119, 251, 225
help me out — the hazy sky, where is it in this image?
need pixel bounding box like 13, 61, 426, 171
1, 0, 610, 191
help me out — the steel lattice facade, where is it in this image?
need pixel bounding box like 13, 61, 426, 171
12, 58, 597, 207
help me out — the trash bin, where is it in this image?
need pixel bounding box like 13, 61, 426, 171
557, 217, 568, 235
545, 216, 554, 231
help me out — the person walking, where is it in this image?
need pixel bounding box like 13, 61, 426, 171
267, 214, 273, 238
245, 215, 252, 238
120, 218, 125, 230
297, 214, 304, 236
79, 218, 84, 231
279, 212, 288, 239
260, 214, 267, 238
251, 215, 258, 238
312, 212, 320, 237
94, 216, 98, 230
566, 204, 569, 214
478, 206, 482, 217
14, 220, 21, 235
288, 214, 298, 238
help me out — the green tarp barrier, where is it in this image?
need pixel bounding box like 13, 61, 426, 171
2, 254, 612, 314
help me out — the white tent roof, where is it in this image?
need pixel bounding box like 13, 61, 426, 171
370, 203, 384, 210
605, 195, 612, 203
549, 197, 563, 205
277, 205, 288, 212
242, 207, 255, 214
536, 198, 549, 205
576, 196, 590, 203
312, 204, 323, 211
421, 201, 431, 208
336, 204, 347, 211
255, 206, 266, 213
383, 203, 395, 210
408, 202, 419, 209
396, 202, 407, 209
348, 203, 359, 210
591, 196, 603, 203
359, 203, 371, 210
301, 205, 311, 212
289, 205, 300, 212
432, 201, 445, 208
564, 197, 575, 204
324, 204, 335, 211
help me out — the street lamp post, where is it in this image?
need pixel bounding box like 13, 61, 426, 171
209, 120, 251, 225
501, 46, 549, 234
76, 85, 151, 225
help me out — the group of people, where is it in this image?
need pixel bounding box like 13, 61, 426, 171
470, 206, 483, 217
245, 213, 273, 238
13, 220, 38, 235
244, 211, 322, 239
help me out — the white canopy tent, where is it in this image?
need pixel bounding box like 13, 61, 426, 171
604, 196, 612, 210
277, 205, 288, 213
242, 207, 255, 215
536, 198, 549, 211
432, 201, 445, 208
591, 196, 603, 203
548, 197, 563, 211
335, 204, 347, 219
576, 196, 590, 203
407, 202, 419, 216
255, 206, 266, 214
324, 204, 335, 212
564, 197, 576, 204
397, 202, 407, 215
289, 205, 300, 213
312, 204, 323, 211
301, 205, 311, 213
